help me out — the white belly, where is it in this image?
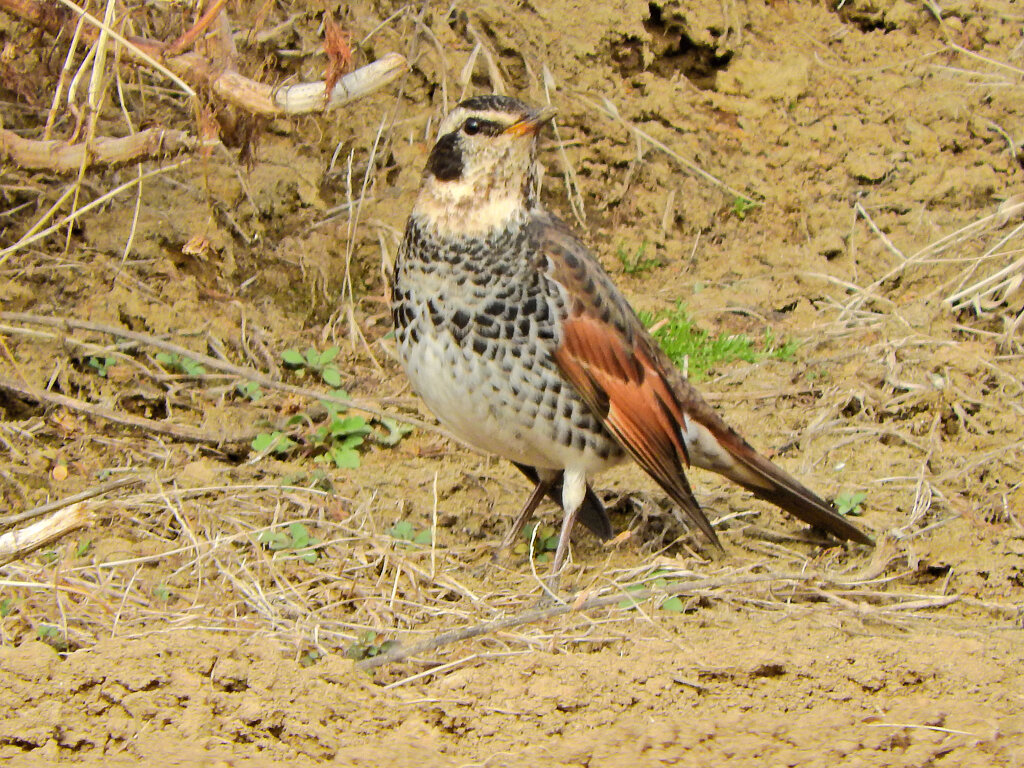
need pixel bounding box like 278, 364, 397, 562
400, 331, 622, 476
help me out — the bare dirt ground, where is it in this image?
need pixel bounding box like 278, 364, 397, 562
1, 0, 1023, 765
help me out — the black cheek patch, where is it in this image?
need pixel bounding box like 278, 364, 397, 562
426, 132, 464, 181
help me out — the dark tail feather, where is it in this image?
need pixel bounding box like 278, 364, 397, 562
513, 463, 614, 540
730, 448, 873, 545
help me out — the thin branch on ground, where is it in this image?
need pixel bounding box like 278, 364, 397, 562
355, 572, 811, 670
0, 126, 197, 172
1, 476, 144, 528
0, 311, 443, 435
0, 375, 256, 446
0, 0, 407, 117
0, 502, 95, 565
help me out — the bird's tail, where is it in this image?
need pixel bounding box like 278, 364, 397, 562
719, 435, 873, 545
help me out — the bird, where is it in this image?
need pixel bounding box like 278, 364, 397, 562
390, 94, 872, 584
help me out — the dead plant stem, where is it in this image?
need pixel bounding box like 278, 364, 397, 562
0, 311, 443, 434
355, 572, 812, 670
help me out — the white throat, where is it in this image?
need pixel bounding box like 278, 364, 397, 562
413, 172, 524, 237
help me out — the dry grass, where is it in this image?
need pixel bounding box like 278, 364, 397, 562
2, 457, 1008, 674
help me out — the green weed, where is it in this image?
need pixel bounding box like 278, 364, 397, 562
251, 388, 412, 470
37, 624, 68, 651
732, 196, 758, 219
155, 352, 206, 376
251, 430, 297, 455
389, 519, 433, 547
344, 630, 397, 661
616, 241, 661, 275
639, 303, 798, 380
236, 381, 263, 401
310, 391, 372, 469
153, 585, 172, 602
257, 522, 321, 564
376, 417, 414, 447
87, 355, 117, 377
282, 346, 342, 387
834, 491, 867, 517
514, 523, 559, 562
312, 415, 370, 469
618, 569, 690, 612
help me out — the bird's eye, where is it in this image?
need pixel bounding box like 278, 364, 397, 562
463, 118, 481, 136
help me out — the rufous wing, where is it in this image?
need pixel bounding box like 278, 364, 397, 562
554, 311, 723, 549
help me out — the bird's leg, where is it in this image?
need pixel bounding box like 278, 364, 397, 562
494, 473, 554, 561
545, 468, 587, 593
545, 499, 581, 593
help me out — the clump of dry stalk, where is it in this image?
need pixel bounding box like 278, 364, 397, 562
0, 0, 405, 262
1, 452, 1010, 679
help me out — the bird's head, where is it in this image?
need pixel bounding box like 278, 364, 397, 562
412, 95, 556, 236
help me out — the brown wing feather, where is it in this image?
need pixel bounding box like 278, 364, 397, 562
555, 314, 722, 548
537, 212, 872, 548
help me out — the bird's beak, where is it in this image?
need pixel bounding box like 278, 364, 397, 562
504, 106, 557, 137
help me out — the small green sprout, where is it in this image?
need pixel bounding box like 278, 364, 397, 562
249, 388, 410, 469
732, 196, 758, 219
513, 523, 560, 562
375, 417, 414, 447
155, 352, 206, 376
616, 241, 661, 275
344, 630, 397, 661
251, 431, 297, 455
257, 522, 321, 564
87, 355, 117, 377
37, 624, 68, 651
617, 569, 691, 612
237, 381, 263, 401
282, 346, 342, 387
834, 491, 867, 517
312, 413, 371, 469
389, 520, 433, 547
299, 649, 323, 668
660, 596, 685, 613
153, 585, 172, 602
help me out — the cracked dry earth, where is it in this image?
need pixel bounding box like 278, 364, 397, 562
1, 0, 1023, 766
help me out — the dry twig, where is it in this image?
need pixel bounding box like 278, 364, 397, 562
0, 0, 407, 117
1, 476, 143, 528
0, 127, 197, 172
0, 503, 95, 565
355, 572, 811, 670
0, 375, 255, 446
0, 311, 445, 434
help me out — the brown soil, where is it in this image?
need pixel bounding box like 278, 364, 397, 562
1, 1, 1022, 765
